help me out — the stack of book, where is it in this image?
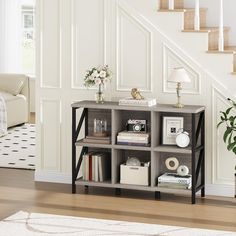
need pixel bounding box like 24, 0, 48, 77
83, 152, 111, 182
83, 135, 111, 144
158, 173, 192, 190
119, 98, 157, 107
117, 131, 150, 146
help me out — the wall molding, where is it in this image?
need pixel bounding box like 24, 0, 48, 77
162, 44, 201, 95
206, 184, 234, 197
71, 0, 107, 90
40, 99, 62, 171
116, 2, 153, 92
211, 86, 235, 185
40, 0, 62, 89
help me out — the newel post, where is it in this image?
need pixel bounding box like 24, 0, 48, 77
168, 0, 174, 10
194, 0, 200, 30
218, 0, 224, 51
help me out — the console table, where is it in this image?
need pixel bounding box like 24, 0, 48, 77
71, 101, 205, 204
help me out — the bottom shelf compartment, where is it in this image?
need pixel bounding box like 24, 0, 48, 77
75, 177, 193, 194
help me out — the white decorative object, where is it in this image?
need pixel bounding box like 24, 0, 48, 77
177, 165, 190, 176
218, 0, 224, 52
163, 116, 184, 145
126, 157, 141, 166
120, 163, 150, 186
194, 0, 200, 31
165, 157, 179, 170
176, 130, 190, 148
168, 67, 191, 108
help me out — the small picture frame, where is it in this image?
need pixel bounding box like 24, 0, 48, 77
162, 116, 184, 145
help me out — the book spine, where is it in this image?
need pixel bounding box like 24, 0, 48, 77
118, 132, 150, 138
89, 155, 92, 181
119, 99, 156, 105
117, 139, 149, 144
95, 155, 99, 182
85, 155, 89, 181
117, 141, 150, 146
98, 156, 103, 182
158, 178, 191, 184
82, 154, 86, 181
117, 136, 149, 142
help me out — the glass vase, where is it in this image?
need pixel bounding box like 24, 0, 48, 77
95, 83, 105, 103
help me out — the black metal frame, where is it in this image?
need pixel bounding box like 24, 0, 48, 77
72, 106, 205, 204
191, 110, 205, 204
72, 107, 88, 194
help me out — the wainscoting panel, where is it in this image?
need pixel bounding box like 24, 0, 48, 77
40, 100, 61, 171
116, 3, 153, 92
212, 87, 236, 185
163, 45, 200, 95
72, 0, 106, 89
40, 0, 61, 89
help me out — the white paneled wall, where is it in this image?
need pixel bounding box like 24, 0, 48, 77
36, 0, 236, 196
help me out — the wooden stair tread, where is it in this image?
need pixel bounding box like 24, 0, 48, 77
207, 46, 236, 54
182, 27, 230, 33
159, 8, 207, 13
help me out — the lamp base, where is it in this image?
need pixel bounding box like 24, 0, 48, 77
174, 103, 184, 108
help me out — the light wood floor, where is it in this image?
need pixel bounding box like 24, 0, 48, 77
0, 169, 236, 232
30, 112, 35, 124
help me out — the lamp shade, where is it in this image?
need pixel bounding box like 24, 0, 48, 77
168, 67, 191, 83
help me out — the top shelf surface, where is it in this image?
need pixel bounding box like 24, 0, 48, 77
71, 100, 205, 114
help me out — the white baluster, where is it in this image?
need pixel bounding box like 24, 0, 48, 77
168, 0, 174, 10
194, 0, 200, 30
218, 0, 224, 51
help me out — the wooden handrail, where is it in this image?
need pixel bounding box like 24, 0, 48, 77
218, 0, 224, 51
168, 0, 174, 10
194, 0, 200, 30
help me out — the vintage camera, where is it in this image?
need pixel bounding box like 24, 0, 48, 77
126, 119, 147, 132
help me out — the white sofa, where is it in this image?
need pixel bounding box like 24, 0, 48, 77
0, 74, 30, 128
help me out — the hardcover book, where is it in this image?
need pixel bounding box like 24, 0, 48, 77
119, 98, 157, 107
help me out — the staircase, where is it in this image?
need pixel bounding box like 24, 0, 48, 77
159, 0, 236, 75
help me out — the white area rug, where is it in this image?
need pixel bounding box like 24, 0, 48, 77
0, 124, 35, 169
0, 211, 235, 236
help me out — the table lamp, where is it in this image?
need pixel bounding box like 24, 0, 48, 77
168, 67, 191, 108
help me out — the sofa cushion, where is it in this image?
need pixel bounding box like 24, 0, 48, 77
0, 91, 23, 102
0, 74, 27, 96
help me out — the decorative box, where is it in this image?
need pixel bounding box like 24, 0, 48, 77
120, 164, 150, 186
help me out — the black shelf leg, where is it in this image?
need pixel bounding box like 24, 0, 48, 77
191, 113, 196, 204
155, 191, 161, 200
85, 185, 89, 194
201, 111, 205, 198
115, 188, 121, 196
72, 107, 77, 194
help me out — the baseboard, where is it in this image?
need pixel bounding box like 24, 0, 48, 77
34, 170, 72, 184
206, 184, 235, 197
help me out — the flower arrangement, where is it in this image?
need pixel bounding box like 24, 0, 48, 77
84, 65, 112, 88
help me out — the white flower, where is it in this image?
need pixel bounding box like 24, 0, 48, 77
95, 78, 101, 85
99, 70, 106, 78
92, 70, 99, 78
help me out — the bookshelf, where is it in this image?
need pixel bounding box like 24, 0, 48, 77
71, 100, 205, 204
